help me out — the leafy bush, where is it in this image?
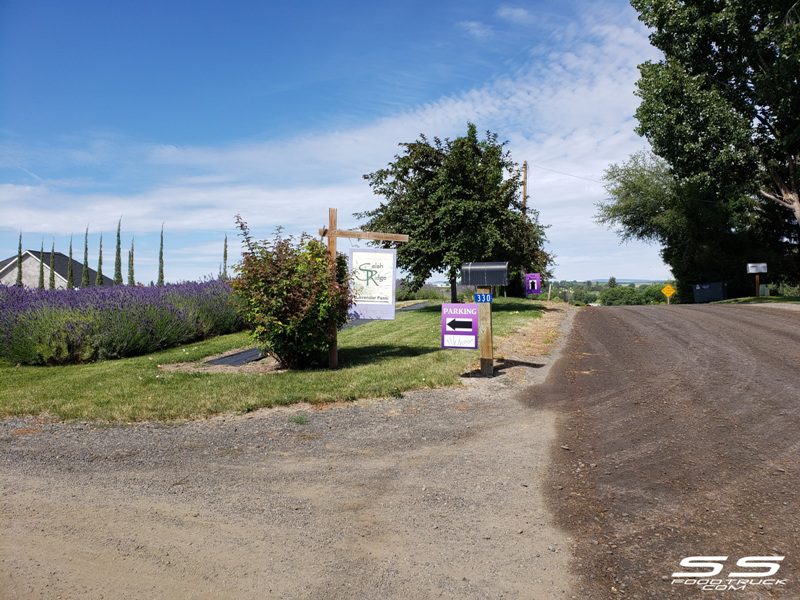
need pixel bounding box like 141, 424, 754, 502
599, 286, 646, 306
598, 283, 671, 306
231, 221, 353, 369
0, 280, 243, 365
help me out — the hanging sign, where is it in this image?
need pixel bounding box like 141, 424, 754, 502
349, 248, 396, 320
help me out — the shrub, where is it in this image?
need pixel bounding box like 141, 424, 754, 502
0, 280, 243, 365
231, 220, 353, 369
599, 286, 645, 306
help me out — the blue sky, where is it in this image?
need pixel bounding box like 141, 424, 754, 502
0, 0, 670, 283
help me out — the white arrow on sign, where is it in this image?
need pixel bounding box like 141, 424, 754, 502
447, 318, 473, 331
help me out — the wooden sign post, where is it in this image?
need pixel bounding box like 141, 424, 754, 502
477, 285, 494, 376
320, 208, 409, 368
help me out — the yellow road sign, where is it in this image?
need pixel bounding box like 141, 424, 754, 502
661, 284, 676, 298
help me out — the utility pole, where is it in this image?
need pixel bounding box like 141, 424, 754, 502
522, 160, 528, 216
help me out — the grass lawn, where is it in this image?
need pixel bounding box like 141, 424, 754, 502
0, 298, 542, 422
713, 296, 800, 304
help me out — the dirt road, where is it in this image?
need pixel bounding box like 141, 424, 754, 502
536, 304, 799, 599
1, 307, 576, 600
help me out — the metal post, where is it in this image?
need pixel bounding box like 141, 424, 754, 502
755, 273, 760, 297
477, 285, 493, 376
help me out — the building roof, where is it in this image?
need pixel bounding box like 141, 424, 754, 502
0, 251, 115, 287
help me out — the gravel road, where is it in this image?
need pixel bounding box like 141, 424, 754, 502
535, 304, 799, 599
1, 305, 576, 600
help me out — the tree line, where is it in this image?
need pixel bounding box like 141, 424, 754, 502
14, 220, 166, 288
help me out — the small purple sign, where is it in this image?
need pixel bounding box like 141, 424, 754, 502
441, 303, 478, 349
525, 273, 542, 296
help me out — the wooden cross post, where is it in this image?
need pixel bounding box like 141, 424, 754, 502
320, 208, 409, 369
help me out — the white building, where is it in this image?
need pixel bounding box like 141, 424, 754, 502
0, 250, 113, 289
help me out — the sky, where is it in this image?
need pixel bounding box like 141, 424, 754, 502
0, 0, 671, 284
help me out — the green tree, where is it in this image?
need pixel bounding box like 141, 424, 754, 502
221, 234, 228, 280
49, 241, 56, 289
359, 123, 550, 302
599, 151, 792, 300
95, 235, 104, 286
67, 237, 74, 288
632, 0, 800, 225
114, 218, 123, 285
157, 225, 165, 286
15, 233, 22, 286
38, 241, 45, 289
607, 276, 618, 288
128, 238, 135, 285
81, 228, 90, 287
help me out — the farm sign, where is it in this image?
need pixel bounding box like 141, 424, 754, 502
349, 248, 396, 320
441, 303, 478, 349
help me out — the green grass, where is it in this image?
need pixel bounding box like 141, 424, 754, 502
713, 296, 800, 304
0, 298, 542, 422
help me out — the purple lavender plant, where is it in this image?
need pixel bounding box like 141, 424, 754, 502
0, 280, 244, 365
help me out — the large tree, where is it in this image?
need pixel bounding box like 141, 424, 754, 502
358, 123, 550, 302
632, 0, 800, 224
599, 151, 797, 299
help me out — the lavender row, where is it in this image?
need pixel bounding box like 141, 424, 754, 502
0, 280, 244, 365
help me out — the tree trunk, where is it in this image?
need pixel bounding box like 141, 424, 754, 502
449, 272, 458, 303
761, 187, 800, 229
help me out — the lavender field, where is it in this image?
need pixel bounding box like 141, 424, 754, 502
0, 280, 244, 365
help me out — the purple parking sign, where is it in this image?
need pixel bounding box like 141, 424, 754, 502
525, 273, 542, 296
441, 303, 478, 349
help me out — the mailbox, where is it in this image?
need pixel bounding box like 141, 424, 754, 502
461, 262, 508, 286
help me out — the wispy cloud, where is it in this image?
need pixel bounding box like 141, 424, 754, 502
496, 5, 537, 25
457, 20, 493, 40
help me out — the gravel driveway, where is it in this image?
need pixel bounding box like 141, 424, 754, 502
1, 305, 576, 600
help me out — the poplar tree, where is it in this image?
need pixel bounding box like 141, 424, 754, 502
157, 225, 165, 286
38, 241, 45, 289
95, 235, 104, 286
81, 228, 90, 287
67, 237, 74, 288
114, 218, 123, 285
48, 241, 56, 289
221, 234, 228, 279
16, 233, 23, 286
127, 238, 135, 285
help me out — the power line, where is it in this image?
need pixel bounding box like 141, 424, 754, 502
527, 162, 604, 185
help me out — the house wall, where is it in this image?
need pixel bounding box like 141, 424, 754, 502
0, 255, 67, 289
